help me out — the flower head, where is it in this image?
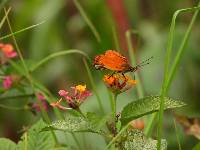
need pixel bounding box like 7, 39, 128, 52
3, 76, 13, 89
51, 84, 92, 110
103, 74, 137, 94
0, 43, 17, 58
31, 93, 48, 112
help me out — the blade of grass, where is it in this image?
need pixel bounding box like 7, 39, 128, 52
0, 94, 34, 101
112, 25, 120, 52
0, 20, 46, 40
4, 8, 58, 144
173, 117, 182, 150
30, 49, 89, 72
157, 4, 200, 150
166, 5, 200, 91
0, 7, 11, 30
125, 29, 144, 99
83, 58, 105, 114
0, 103, 26, 110
73, 0, 101, 43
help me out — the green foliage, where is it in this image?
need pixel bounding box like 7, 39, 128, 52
121, 96, 186, 125
193, 142, 200, 150
17, 119, 57, 150
0, 138, 17, 150
43, 112, 108, 135
0, 120, 68, 150
120, 129, 167, 150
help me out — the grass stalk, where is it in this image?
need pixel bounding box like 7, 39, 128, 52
83, 58, 105, 114
125, 30, 144, 98
173, 117, 182, 150
0, 20, 46, 40
0, 7, 11, 30
4, 8, 59, 144
112, 26, 120, 51
30, 49, 89, 72
157, 4, 200, 150
73, 0, 101, 43
0, 104, 26, 110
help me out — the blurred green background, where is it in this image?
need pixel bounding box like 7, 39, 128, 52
0, 0, 200, 149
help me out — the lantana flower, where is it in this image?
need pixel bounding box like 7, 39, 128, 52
50, 84, 92, 110
0, 43, 17, 59
103, 74, 137, 94
2, 76, 13, 89
31, 93, 48, 112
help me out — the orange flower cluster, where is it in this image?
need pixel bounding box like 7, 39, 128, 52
103, 74, 137, 94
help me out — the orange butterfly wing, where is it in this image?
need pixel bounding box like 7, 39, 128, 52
94, 50, 131, 71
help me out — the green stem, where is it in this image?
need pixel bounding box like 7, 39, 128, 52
0, 104, 26, 110
4, 8, 59, 144
173, 117, 182, 150
0, 7, 11, 30
0, 94, 34, 101
157, 4, 200, 150
166, 6, 200, 91
73, 0, 101, 43
112, 25, 120, 51
113, 94, 117, 120
30, 49, 89, 72
0, 20, 46, 40
83, 58, 105, 114
71, 133, 82, 150
125, 30, 144, 98
104, 123, 130, 150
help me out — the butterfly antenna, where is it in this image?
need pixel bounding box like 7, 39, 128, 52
136, 56, 153, 68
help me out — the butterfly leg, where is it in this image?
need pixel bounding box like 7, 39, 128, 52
108, 71, 116, 78
122, 73, 126, 79
133, 74, 136, 80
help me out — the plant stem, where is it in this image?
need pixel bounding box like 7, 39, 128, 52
126, 30, 144, 98
73, 0, 101, 43
157, 4, 200, 150
0, 104, 26, 110
0, 20, 46, 40
83, 58, 105, 114
112, 25, 120, 51
0, 7, 11, 30
173, 118, 182, 150
104, 123, 130, 150
0, 94, 34, 101
30, 50, 89, 72
71, 133, 82, 150
4, 8, 59, 144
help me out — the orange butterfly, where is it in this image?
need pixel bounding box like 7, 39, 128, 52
93, 50, 152, 76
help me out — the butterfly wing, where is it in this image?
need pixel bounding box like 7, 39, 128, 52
93, 50, 131, 71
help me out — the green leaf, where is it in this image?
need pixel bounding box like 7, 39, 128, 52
17, 119, 57, 150
43, 113, 108, 135
193, 142, 200, 150
121, 129, 167, 150
121, 96, 186, 125
0, 138, 16, 150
